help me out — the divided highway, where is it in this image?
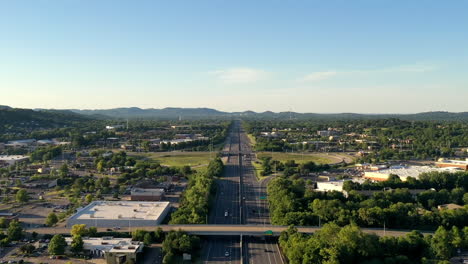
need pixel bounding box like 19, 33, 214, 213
202, 123, 242, 264
202, 120, 284, 264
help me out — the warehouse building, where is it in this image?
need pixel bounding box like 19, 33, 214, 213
67, 201, 170, 228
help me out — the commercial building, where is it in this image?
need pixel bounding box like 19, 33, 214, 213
65, 237, 143, 264
5, 139, 36, 148
363, 165, 459, 182
106, 125, 125, 130
435, 159, 468, 170
130, 187, 165, 201
67, 201, 170, 228
0, 155, 29, 166
316, 181, 345, 192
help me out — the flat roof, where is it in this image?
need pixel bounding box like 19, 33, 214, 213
317, 181, 344, 187
364, 166, 459, 179
69, 201, 170, 221
131, 188, 164, 196
65, 237, 143, 253
0, 155, 29, 161
437, 159, 468, 165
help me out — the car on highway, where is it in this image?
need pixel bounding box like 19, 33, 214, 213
224, 210, 228, 217
225, 251, 230, 257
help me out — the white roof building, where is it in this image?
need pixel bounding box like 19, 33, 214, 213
364, 166, 460, 182
316, 181, 345, 192
67, 201, 170, 228
0, 155, 29, 165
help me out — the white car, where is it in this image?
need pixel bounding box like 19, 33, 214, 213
225, 251, 230, 257
224, 211, 228, 217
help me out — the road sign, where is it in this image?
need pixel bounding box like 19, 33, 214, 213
264, 230, 273, 235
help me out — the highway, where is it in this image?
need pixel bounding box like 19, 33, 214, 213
201, 120, 284, 263
236, 124, 284, 264
203, 123, 242, 264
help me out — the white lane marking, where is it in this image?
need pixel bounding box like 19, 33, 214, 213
275, 242, 285, 264
205, 240, 213, 264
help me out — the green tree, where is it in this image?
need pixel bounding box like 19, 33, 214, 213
7, 220, 23, 241
85, 194, 94, 204
431, 226, 453, 260
48, 234, 67, 255
0, 217, 7, 228
20, 244, 36, 254
70, 235, 84, 254
154, 227, 165, 243
59, 163, 69, 177
71, 224, 88, 237
15, 189, 29, 203
45, 212, 58, 226
144, 232, 153, 246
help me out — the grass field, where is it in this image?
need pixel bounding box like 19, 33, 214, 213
247, 134, 257, 146
131, 151, 214, 167
256, 152, 352, 164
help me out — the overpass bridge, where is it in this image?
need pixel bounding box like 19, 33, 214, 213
28, 224, 434, 237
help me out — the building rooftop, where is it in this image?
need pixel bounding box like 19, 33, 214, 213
65, 237, 143, 254
69, 201, 170, 221
0, 155, 29, 161
131, 188, 164, 196
436, 159, 468, 165
364, 166, 460, 180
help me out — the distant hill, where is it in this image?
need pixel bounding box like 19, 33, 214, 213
70, 107, 226, 119
0, 107, 92, 129
68, 107, 468, 121
1, 105, 467, 122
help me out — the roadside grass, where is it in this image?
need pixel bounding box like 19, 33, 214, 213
130, 151, 214, 167
251, 160, 268, 181
247, 134, 257, 146
257, 152, 334, 164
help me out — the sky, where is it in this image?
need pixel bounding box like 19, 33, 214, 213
0, 0, 467, 113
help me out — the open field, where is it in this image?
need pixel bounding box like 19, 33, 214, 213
130, 151, 214, 167
256, 152, 356, 164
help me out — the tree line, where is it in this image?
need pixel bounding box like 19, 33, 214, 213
268, 172, 468, 230
169, 157, 224, 224
280, 223, 468, 264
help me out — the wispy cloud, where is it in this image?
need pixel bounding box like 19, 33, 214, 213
300, 71, 337, 82
300, 63, 438, 82
209, 67, 268, 84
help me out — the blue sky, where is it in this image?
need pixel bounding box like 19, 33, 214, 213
0, 1, 467, 113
